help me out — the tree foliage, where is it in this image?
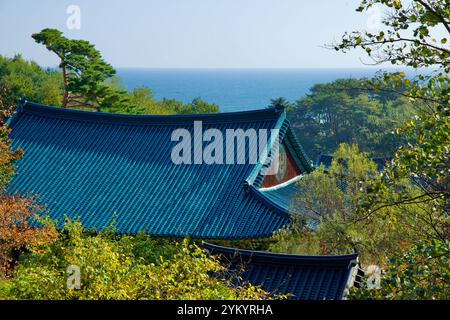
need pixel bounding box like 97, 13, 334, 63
0, 53, 218, 115
270, 144, 421, 265
30, 29, 219, 114
332, 0, 449, 236
350, 239, 449, 300
0, 196, 56, 277
0, 96, 22, 189
268, 97, 294, 111
110, 85, 219, 115
0, 96, 56, 277
0, 55, 62, 110
32, 28, 126, 110
288, 78, 417, 159
327, 0, 449, 298
0, 221, 267, 300
334, 0, 449, 70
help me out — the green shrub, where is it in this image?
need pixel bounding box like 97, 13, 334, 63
270, 144, 419, 266
0, 221, 267, 300
350, 240, 449, 300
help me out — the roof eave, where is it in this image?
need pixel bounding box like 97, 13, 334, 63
203, 241, 358, 268
18, 100, 284, 125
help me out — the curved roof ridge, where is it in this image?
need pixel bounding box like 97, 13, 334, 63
203, 242, 358, 267
259, 174, 303, 192
244, 111, 287, 186
11, 100, 284, 127
242, 116, 312, 218
284, 125, 313, 173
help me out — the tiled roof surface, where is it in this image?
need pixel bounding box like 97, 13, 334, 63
203, 242, 358, 300
7, 101, 311, 239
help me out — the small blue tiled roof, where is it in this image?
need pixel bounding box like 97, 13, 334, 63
7, 101, 312, 239
203, 242, 358, 300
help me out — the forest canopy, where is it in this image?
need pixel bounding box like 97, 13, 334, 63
286, 77, 418, 159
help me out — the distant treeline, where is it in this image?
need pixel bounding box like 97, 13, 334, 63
271, 78, 417, 159
0, 54, 219, 116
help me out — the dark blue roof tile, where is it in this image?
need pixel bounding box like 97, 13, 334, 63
203, 242, 358, 300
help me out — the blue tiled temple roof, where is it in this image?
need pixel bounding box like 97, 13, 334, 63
203, 242, 358, 300
7, 101, 312, 239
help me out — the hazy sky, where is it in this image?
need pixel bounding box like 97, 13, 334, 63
1, 0, 390, 68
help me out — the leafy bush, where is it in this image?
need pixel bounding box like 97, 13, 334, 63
0, 125, 22, 188
0, 221, 268, 300
0, 99, 56, 277
270, 144, 422, 266
0, 54, 62, 108
350, 240, 449, 300
0, 196, 57, 277
270, 143, 448, 298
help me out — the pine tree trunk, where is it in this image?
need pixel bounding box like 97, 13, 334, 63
61, 62, 69, 108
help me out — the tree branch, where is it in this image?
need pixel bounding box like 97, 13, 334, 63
414, 0, 450, 35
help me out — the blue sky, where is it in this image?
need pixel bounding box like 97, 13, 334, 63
1, 0, 388, 68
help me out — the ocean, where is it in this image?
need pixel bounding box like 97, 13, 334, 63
117, 68, 412, 113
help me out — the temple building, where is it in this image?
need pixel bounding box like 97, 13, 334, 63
6, 100, 360, 299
